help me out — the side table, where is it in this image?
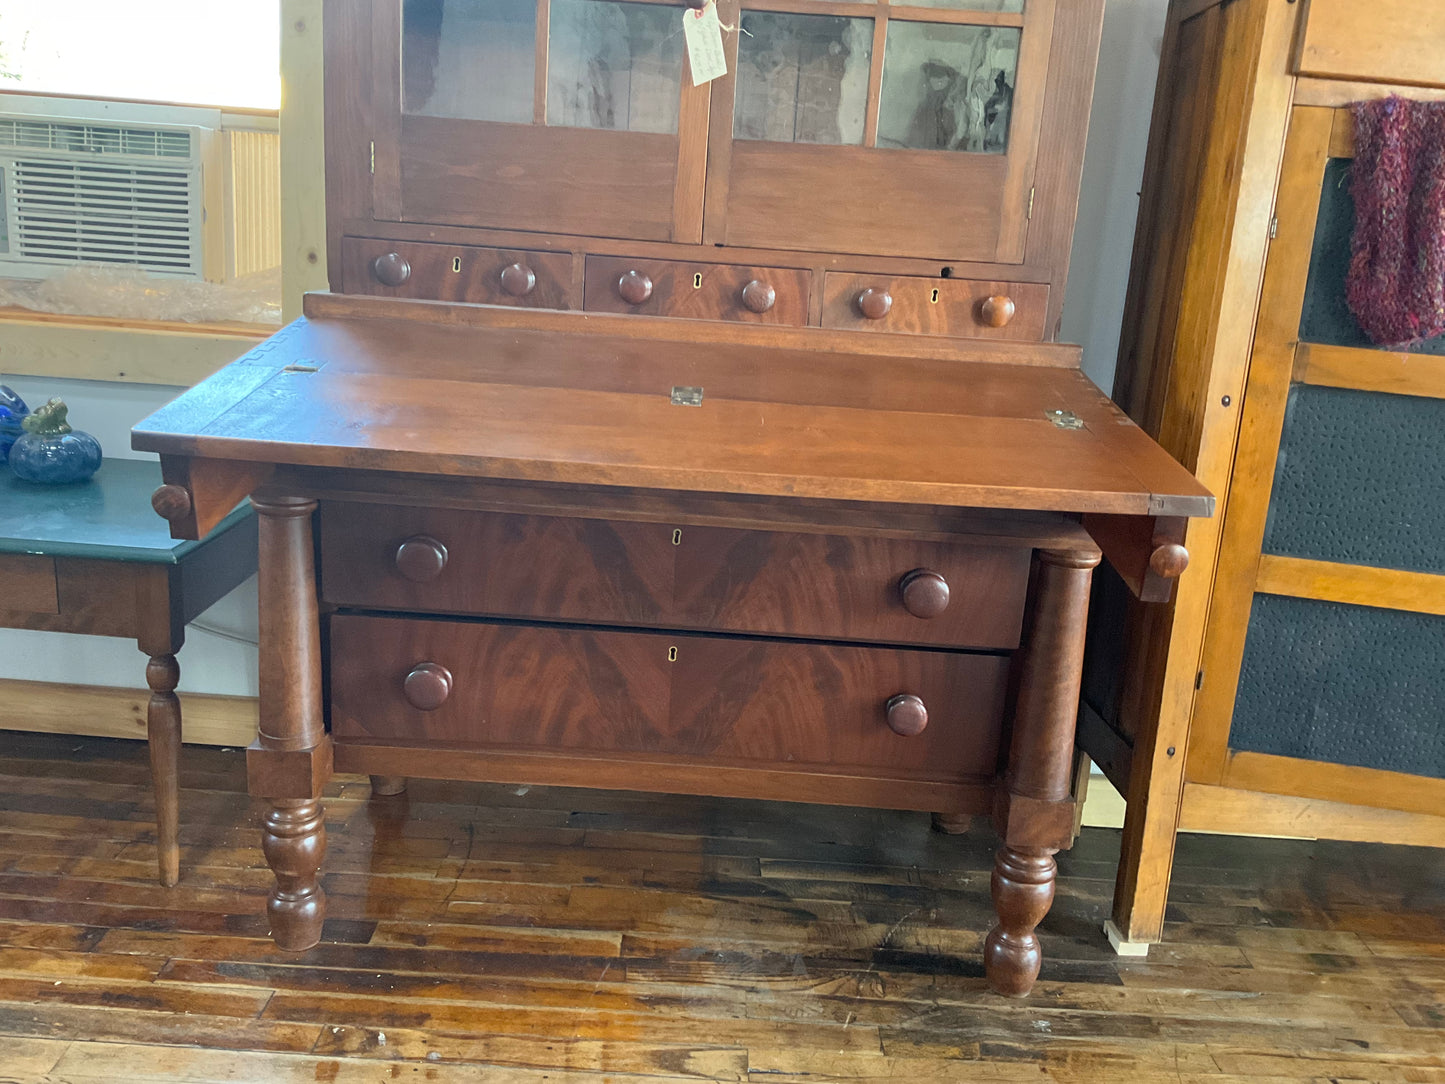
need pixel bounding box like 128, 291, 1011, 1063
0, 458, 256, 885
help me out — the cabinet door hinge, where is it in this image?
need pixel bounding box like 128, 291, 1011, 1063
1269, 214, 1278, 239
1027, 186, 1035, 220
369, 140, 375, 174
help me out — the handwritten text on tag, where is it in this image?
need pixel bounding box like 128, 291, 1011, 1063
683, 1, 728, 86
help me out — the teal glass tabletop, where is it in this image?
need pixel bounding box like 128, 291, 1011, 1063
0, 458, 252, 564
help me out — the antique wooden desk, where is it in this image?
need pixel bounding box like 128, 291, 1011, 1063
134, 294, 1211, 995
0, 458, 256, 885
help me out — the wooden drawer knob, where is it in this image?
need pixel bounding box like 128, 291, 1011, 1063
499, 262, 536, 298
740, 279, 775, 314
403, 662, 453, 711
394, 535, 449, 582
371, 252, 411, 287
979, 294, 1016, 328
900, 568, 950, 619
886, 694, 928, 737
857, 287, 892, 320
617, 270, 653, 305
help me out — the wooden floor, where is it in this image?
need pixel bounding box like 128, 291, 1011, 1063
0, 734, 1442, 1083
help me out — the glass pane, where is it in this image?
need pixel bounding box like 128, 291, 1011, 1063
547, 0, 684, 134
877, 22, 1020, 153
903, 0, 1024, 9
1232, 594, 1445, 779
403, 0, 537, 124
733, 12, 873, 145
1301, 158, 1445, 354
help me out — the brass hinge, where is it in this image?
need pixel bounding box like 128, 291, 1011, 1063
1027, 186, 1035, 220
1269, 215, 1278, 239
369, 140, 375, 174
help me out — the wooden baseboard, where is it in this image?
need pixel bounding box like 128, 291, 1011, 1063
0, 678, 257, 747
1179, 782, 1445, 847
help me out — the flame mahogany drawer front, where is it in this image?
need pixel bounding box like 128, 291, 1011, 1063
318, 502, 1033, 650
583, 256, 811, 325
340, 237, 572, 309
821, 273, 1050, 340
329, 614, 1009, 780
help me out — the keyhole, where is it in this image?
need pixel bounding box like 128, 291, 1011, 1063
693, 273, 703, 289
667, 646, 678, 663
930, 288, 940, 304
671, 528, 682, 545
452, 257, 462, 273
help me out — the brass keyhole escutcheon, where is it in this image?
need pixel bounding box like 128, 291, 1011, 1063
452, 257, 462, 273
672, 528, 682, 545
693, 272, 703, 289
930, 288, 940, 304
667, 646, 678, 663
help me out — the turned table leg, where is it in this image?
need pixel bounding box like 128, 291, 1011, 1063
247, 493, 332, 951
931, 812, 973, 835
145, 653, 182, 887
986, 547, 1100, 997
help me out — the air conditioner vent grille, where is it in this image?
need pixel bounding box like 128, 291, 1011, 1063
8, 158, 198, 273
0, 119, 191, 159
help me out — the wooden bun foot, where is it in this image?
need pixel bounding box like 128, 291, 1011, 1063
262, 799, 327, 951
931, 812, 973, 835
984, 845, 1056, 997
370, 775, 407, 796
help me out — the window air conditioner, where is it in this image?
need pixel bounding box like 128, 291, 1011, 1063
0, 94, 279, 284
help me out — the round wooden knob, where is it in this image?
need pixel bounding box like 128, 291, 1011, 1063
499, 262, 536, 298
1149, 542, 1190, 579
900, 568, 950, 619
886, 694, 928, 737
403, 662, 453, 711
617, 270, 653, 305
740, 280, 775, 314
151, 484, 192, 522
394, 536, 448, 583
857, 287, 892, 320
979, 294, 1016, 328
371, 252, 411, 287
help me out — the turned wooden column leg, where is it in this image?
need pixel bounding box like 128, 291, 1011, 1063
986, 547, 1100, 997
146, 653, 182, 887
931, 812, 973, 835
985, 846, 1057, 996
370, 775, 407, 796
249, 493, 331, 952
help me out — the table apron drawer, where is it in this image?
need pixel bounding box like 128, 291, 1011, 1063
319, 503, 1032, 650
329, 615, 1009, 781
0, 553, 59, 615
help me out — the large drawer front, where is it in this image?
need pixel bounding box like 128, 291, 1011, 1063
319, 503, 1032, 650
330, 615, 1009, 780
341, 237, 572, 309
583, 256, 810, 325
822, 273, 1049, 340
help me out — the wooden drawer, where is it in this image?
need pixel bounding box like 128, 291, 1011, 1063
319, 503, 1032, 650
329, 615, 1009, 780
0, 553, 58, 616
340, 237, 572, 309
583, 256, 810, 325
822, 274, 1049, 340
1294, 0, 1445, 89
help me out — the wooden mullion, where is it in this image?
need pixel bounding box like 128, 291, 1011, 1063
862, 14, 889, 149
533, 0, 551, 125
369, 0, 403, 221
885, 7, 1025, 27
993, 0, 1055, 263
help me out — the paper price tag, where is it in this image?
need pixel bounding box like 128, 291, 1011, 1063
683, 1, 728, 86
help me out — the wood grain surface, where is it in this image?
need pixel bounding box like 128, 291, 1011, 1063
1, 731, 1442, 1083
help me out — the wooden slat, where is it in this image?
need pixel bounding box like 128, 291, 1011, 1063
1328, 107, 1354, 158
1222, 750, 1445, 821
1180, 781, 1445, 846
1256, 554, 1445, 616
0, 679, 257, 747
1294, 0, 1445, 91
1296, 341, 1445, 401
280, 0, 329, 320
1294, 77, 1445, 109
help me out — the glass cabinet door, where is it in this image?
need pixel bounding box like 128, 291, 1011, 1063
373, 0, 705, 242
707, 0, 1054, 262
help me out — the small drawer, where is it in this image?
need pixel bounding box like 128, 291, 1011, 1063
329, 615, 1008, 780
341, 237, 572, 309
584, 256, 810, 325
319, 502, 675, 625
822, 273, 1049, 340
319, 503, 1031, 650
0, 553, 59, 615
